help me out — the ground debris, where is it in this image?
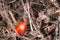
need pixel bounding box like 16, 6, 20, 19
0, 0, 59, 40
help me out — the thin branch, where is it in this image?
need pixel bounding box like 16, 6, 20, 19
21, 0, 34, 31
9, 10, 17, 24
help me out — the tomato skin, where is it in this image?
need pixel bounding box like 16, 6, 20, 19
15, 22, 27, 35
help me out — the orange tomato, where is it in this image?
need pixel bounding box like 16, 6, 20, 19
15, 21, 27, 35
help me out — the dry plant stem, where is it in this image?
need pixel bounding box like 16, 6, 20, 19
22, 36, 32, 40
54, 10, 60, 13
9, 10, 17, 24
8, 0, 16, 3
53, 2, 59, 8
26, 0, 39, 32
26, 0, 39, 33
31, 21, 41, 34
8, 10, 19, 37
51, 10, 60, 15
21, 0, 34, 31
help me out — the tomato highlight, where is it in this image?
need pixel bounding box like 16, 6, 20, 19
15, 22, 27, 35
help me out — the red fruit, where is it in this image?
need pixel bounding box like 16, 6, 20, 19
15, 21, 27, 35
